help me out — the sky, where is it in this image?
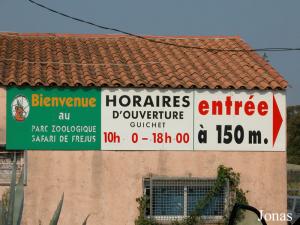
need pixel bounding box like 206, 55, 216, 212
0, 0, 299, 105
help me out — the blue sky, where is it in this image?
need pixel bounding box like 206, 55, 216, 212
0, 0, 299, 105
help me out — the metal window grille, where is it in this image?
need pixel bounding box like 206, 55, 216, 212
0, 150, 26, 185
144, 177, 229, 222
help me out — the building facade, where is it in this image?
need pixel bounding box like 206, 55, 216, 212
0, 33, 288, 225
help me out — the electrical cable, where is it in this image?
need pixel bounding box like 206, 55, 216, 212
27, 0, 300, 53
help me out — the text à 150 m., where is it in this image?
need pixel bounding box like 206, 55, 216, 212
212, 125, 267, 145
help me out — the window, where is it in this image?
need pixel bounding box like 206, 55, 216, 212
0, 150, 26, 185
295, 199, 300, 214
144, 178, 229, 222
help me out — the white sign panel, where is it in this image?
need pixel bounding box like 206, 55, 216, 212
101, 88, 194, 150
194, 90, 286, 151
101, 88, 286, 151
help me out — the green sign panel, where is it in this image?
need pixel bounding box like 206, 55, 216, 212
7, 87, 101, 150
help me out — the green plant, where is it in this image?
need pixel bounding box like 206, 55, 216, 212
0, 154, 90, 225
287, 106, 300, 164
135, 196, 159, 225
1, 190, 9, 213
135, 165, 248, 225
49, 194, 64, 225
216, 165, 248, 225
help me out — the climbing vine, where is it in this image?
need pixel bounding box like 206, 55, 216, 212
135, 165, 248, 225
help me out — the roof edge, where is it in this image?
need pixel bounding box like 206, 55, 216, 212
0, 32, 242, 40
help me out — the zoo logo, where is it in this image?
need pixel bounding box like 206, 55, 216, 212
11, 95, 30, 122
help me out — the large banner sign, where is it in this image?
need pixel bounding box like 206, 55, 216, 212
7, 87, 101, 150
6, 87, 286, 151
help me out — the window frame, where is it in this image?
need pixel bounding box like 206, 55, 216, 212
143, 177, 230, 222
0, 148, 27, 186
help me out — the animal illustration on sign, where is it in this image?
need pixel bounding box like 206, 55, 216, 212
11, 95, 30, 121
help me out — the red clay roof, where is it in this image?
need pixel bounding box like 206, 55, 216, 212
0, 33, 288, 90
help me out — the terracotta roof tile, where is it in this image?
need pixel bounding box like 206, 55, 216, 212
0, 33, 288, 90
